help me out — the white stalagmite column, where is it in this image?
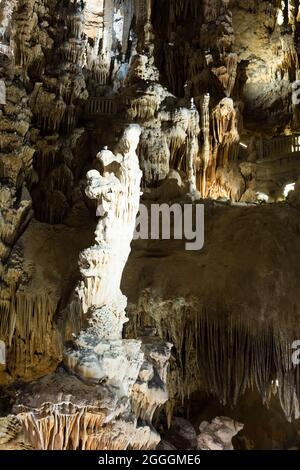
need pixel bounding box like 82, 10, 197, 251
64, 124, 145, 392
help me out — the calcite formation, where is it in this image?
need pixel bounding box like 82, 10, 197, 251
1, 0, 300, 452
125, 200, 300, 423
64, 124, 145, 380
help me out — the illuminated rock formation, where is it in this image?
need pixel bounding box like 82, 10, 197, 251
125, 200, 300, 423
2, 0, 300, 452
197, 417, 244, 451
10, 125, 171, 450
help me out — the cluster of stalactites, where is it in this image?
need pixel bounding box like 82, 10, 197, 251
137, 101, 201, 187
0, 289, 62, 379
279, 33, 299, 77
128, 291, 300, 422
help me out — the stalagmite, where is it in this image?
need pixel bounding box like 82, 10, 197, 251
128, 290, 300, 422
103, 0, 114, 58
12, 126, 171, 449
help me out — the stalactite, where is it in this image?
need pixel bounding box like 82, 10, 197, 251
127, 94, 160, 120
32, 90, 66, 133
0, 299, 11, 340
203, 0, 221, 23
103, 0, 114, 57
135, 100, 200, 186
197, 417, 244, 450
47, 164, 74, 193
34, 146, 60, 178
134, 0, 147, 25
0, 0, 18, 41
87, 61, 110, 86
6, 291, 61, 377
61, 40, 85, 66
0, 154, 22, 182
280, 34, 299, 76
186, 135, 198, 195
122, 0, 134, 53
19, 146, 35, 177
127, 291, 300, 422
67, 11, 83, 40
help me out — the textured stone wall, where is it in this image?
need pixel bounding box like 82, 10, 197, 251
1, 0, 300, 451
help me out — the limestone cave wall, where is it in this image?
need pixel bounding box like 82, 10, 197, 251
1, 0, 300, 451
